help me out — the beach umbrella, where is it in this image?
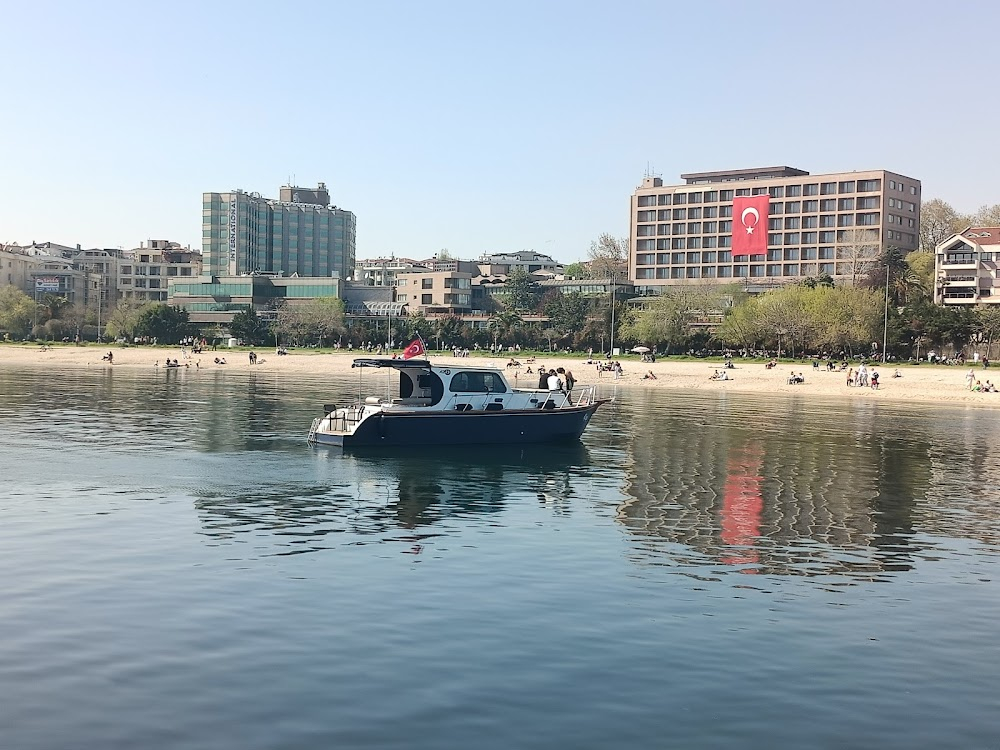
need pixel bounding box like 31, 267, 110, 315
631, 346, 651, 354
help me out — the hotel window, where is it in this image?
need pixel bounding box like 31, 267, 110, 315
673, 193, 687, 204
672, 238, 686, 249
821, 182, 837, 194
819, 231, 836, 243
718, 266, 732, 277
704, 221, 718, 233
785, 217, 800, 229
637, 225, 655, 236
802, 216, 818, 228
687, 222, 702, 233
766, 265, 781, 277
702, 266, 716, 278
889, 180, 896, 190
770, 202, 783, 214
673, 208, 686, 220
820, 215, 835, 227
786, 185, 802, 197
752, 187, 768, 195
784, 264, 800, 276
735, 188, 750, 196
720, 205, 733, 218
838, 198, 855, 211
820, 199, 836, 212
703, 190, 718, 202
768, 233, 782, 246
858, 179, 881, 192
637, 210, 656, 222
769, 186, 785, 198
769, 218, 782, 230
720, 190, 734, 201
688, 192, 702, 203
637, 239, 655, 250
719, 220, 732, 232
686, 267, 700, 278
635, 268, 654, 279
670, 268, 683, 279
803, 200, 819, 212
735, 266, 749, 278
839, 181, 855, 193
784, 233, 800, 245
671, 252, 685, 264
657, 194, 671, 205
857, 212, 880, 226
688, 207, 702, 219
703, 251, 717, 262
657, 210, 671, 221
785, 201, 801, 213
804, 184, 819, 196
820, 263, 834, 274
720, 236, 732, 248
767, 249, 782, 261
421, 294, 432, 304
657, 224, 670, 235
688, 237, 702, 249
636, 254, 655, 265
802, 247, 818, 260
672, 223, 685, 235
802, 232, 818, 243
908, 202, 916, 212
819, 247, 835, 260
838, 214, 854, 227
704, 206, 718, 218
908, 218, 915, 228
656, 239, 669, 250
637, 196, 655, 207
858, 196, 879, 209
687, 252, 701, 263
656, 253, 670, 264
750, 265, 765, 277
910, 186, 917, 195
421, 278, 433, 288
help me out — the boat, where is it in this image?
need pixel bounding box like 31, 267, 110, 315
308, 358, 609, 447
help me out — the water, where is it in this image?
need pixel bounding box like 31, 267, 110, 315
1, 365, 999, 749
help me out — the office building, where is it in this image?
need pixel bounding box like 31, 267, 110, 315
630, 167, 921, 293
202, 182, 356, 280
120, 240, 201, 303
934, 227, 1000, 305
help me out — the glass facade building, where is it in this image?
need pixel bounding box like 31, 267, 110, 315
202, 183, 356, 281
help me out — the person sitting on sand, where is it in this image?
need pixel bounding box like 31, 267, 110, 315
643, 370, 657, 380
214, 357, 227, 365
972, 379, 983, 392
893, 369, 902, 378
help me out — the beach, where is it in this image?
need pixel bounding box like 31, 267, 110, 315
2, 343, 996, 405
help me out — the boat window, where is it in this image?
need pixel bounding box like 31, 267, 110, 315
449, 371, 508, 393
399, 369, 444, 405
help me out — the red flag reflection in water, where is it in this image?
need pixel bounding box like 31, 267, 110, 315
721, 445, 763, 568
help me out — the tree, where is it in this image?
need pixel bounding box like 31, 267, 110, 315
972, 203, 1000, 227
39, 293, 68, 322
919, 198, 969, 252
105, 299, 145, 341
135, 304, 191, 344
618, 285, 727, 353
544, 291, 589, 340
229, 308, 270, 346
587, 233, 628, 280
0, 286, 37, 339
974, 305, 1000, 360
488, 309, 523, 350
905, 252, 935, 303
562, 262, 589, 279
836, 228, 882, 287
503, 267, 539, 312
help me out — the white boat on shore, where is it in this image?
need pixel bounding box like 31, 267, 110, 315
308, 358, 608, 448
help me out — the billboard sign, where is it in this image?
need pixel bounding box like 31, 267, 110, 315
34, 276, 61, 292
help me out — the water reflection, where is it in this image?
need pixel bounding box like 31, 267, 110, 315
191, 444, 590, 550
617, 390, 1000, 580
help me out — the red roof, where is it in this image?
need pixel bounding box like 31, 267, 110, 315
962, 227, 1000, 246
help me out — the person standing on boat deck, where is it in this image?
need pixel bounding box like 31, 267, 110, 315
547, 369, 563, 392
558, 367, 575, 394
537, 368, 549, 389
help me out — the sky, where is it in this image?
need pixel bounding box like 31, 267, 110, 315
2, 0, 998, 263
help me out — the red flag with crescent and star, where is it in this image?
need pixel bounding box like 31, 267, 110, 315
732, 195, 770, 257
402, 338, 426, 360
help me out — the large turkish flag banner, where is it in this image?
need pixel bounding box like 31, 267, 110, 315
732, 195, 770, 257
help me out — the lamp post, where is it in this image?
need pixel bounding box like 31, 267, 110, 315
608, 274, 617, 356
882, 253, 891, 363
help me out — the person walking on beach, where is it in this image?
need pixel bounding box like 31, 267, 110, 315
871, 369, 879, 390
847, 367, 854, 387
966, 368, 976, 390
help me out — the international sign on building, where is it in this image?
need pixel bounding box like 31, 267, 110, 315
34, 277, 61, 292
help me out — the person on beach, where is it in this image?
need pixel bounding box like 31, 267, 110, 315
966, 369, 976, 390
847, 367, 854, 386
871, 370, 879, 390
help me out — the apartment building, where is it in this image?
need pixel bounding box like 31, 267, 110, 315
630, 167, 921, 293
395, 270, 473, 314
120, 240, 202, 303
934, 227, 1000, 305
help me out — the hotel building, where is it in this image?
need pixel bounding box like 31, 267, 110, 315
629, 167, 921, 293
201, 182, 355, 280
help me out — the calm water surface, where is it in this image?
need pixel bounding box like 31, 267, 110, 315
1, 365, 999, 749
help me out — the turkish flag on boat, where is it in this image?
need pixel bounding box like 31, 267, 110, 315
402, 338, 426, 360
732, 195, 770, 257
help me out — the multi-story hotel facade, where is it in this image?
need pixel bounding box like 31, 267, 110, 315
629, 167, 921, 294
202, 182, 356, 281
934, 227, 1000, 306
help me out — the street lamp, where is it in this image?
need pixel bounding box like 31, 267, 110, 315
882, 253, 891, 363
609, 274, 617, 356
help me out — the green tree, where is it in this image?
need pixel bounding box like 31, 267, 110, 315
105, 299, 144, 341
135, 304, 191, 344
974, 305, 1000, 359
273, 297, 344, 346
39, 293, 68, 322
503, 267, 539, 312
919, 198, 970, 252
587, 233, 628, 280
0, 286, 38, 339
544, 291, 589, 339
229, 308, 270, 346
488, 309, 523, 350
904, 252, 935, 303
562, 262, 589, 279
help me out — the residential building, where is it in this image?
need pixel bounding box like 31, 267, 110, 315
934, 227, 1000, 305
121, 240, 201, 303
395, 270, 473, 314
479, 250, 563, 277
630, 167, 921, 293
354, 257, 428, 287
202, 182, 356, 280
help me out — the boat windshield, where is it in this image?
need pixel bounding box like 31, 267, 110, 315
448, 371, 508, 393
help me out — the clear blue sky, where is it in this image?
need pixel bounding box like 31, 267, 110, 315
2, 0, 997, 263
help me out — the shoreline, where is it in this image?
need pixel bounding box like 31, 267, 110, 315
2, 343, 998, 406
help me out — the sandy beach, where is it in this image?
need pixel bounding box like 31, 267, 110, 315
2, 343, 997, 406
